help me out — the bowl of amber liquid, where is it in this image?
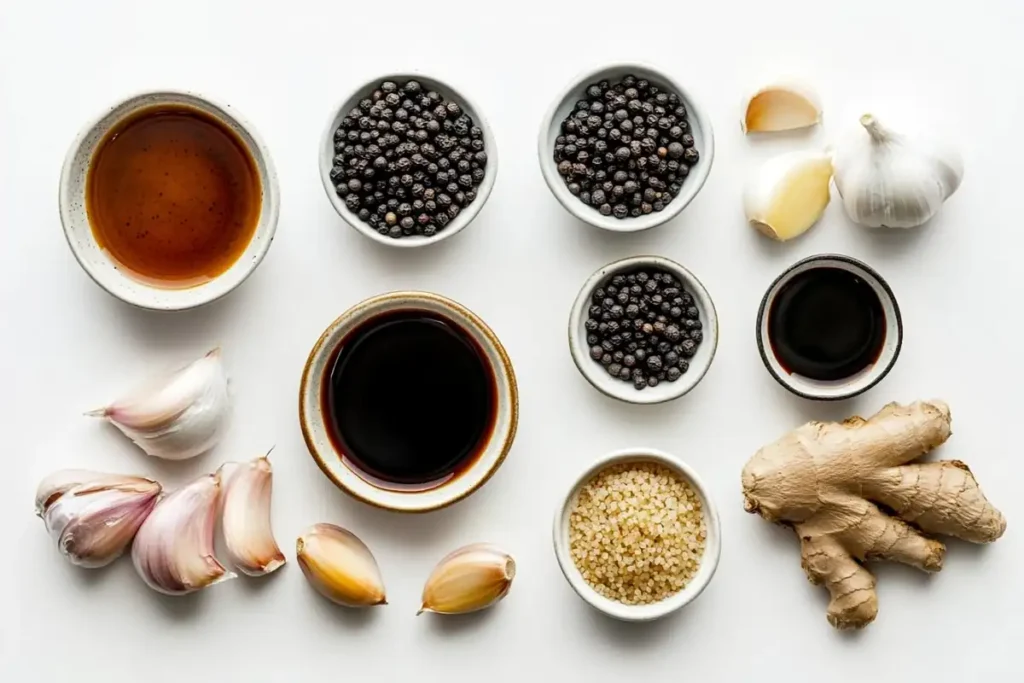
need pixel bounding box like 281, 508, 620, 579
59, 90, 280, 310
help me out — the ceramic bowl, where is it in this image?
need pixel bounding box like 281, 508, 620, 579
756, 254, 903, 401
319, 72, 498, 248
59, 90, 280, 311
538, 63, 714, 233
299, 291, 518, 512
553, 448, 721, 621
568, 255, 718, 404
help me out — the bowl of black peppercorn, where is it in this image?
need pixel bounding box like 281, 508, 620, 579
569, 255, 719, 404
320, 73, 497, 247
539, 64, 714, 233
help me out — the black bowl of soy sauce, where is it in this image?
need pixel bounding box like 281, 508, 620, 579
300, 292, 519, 512
756, 254, 902, 401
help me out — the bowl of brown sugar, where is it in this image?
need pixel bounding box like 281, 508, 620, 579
59, 90, 280, 310
552, 448, 721, 621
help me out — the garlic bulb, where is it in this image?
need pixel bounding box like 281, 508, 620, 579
131, 472, 234, 595
833, 113, 964, 228
296, 523, 387, 607
88, 349, 230, 461
744, 150, 833, 241
419, 543, 515, 615
220, 454, 286, 577
36, 470, 161, 568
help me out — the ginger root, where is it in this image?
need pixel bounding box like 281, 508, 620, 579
742, 400, 1006, 629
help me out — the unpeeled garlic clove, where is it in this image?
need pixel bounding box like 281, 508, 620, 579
419, 543, 515, 615
88, 349, 230, 461
219, 454, 285, 577
131, 472, 234, 595
744, 149, 833, 241
296, 524, 386, 607
743, 83, 821, 133
36, 470, 161, 568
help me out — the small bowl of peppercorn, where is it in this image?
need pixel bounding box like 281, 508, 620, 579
539, 64, 714, 232
320, 73, 497, 247
569, 255, 718, 404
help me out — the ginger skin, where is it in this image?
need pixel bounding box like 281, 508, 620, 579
742, 400, 1006, 629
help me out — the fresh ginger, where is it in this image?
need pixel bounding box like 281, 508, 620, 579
742, 400, 1006, 629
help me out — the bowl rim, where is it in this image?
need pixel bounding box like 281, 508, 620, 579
58, 88, 280, 311
552, 447, 722, 622
298, 290, 519, 513
318, 71, 499, 249
755, 253, 904, 401
537, 62, 715, 233
568, 255, 719, 404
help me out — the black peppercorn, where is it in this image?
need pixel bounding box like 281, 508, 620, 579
332, 79, 486, 239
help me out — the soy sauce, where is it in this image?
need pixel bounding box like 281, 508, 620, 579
86, 105, 261, 288
767, 267, 885, 381
324, 312, 496, 489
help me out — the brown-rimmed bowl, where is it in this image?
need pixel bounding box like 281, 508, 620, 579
299, 291, 518, 512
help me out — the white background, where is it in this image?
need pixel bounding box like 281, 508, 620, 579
2, 0, 1022, 680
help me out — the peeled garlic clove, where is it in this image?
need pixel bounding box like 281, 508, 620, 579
296, 523, 386, 607
744, 150, 833, 241
219, 454, 285, 577
131, 472, 234, 595
419, 543, 515, 615
743, 84, 822, 133
36, 470, 161, 568
89, 349, 230, 461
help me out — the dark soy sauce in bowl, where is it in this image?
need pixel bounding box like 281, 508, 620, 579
767, 267, 885, 381
323, 311, 497, 490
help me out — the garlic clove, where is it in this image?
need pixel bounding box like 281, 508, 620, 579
131, 472, 234, 595
419, 543, 515, 615
743, 84, 821, 133
296, 523, 387, 607
219, 454, 286, 577
744, 150, 833, 241
36, 470, 162, 568
833, 113, 964, 229
89, 349, 230, 461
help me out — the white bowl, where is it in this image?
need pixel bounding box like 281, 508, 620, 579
299, 291, 518, 513
59, 90, 280, 311
756, 254, 903, 401
538, 63, 714, 233
319, 72, 498, 248
568, 255, 718, 404
553, 448, 722, 621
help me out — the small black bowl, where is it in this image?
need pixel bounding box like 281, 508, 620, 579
755, 254, 903, 401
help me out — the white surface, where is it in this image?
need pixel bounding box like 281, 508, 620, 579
2, 0, 1022, 680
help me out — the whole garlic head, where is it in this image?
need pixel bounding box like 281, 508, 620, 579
833, 113, 963, 229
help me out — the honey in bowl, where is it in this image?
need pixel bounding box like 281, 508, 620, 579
85, 104, 261, 288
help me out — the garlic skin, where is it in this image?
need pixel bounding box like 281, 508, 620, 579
220, 455, 286, 577
296, 524, 387, 607
36, 470, 161, 568
833, 113, 964, 229
89, 349, 230, 461
131, 472, 234, 595
419, 543, 515, 615
744, 150, 833, 241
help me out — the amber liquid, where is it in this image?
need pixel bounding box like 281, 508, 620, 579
86, 105, 261, 288
323, 312, 497, 490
